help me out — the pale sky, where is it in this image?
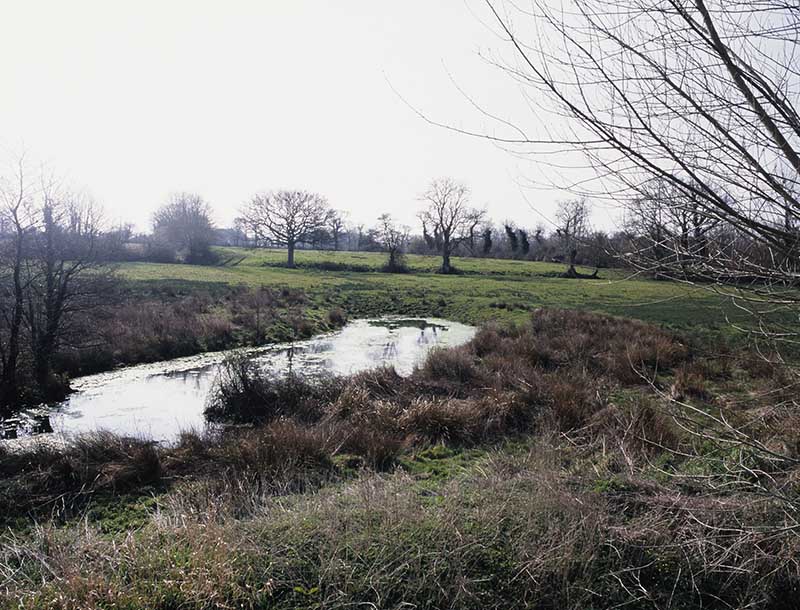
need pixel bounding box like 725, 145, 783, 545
0, 1, 599, 232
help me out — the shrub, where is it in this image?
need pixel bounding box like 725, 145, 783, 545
204, 353, 278, 424
381, 257, 409, 273
400, 398, 482, 443
290, 316, 316, 338
327, 307, 347, 327
671, 364, 711, 401
417, 346, 480, 385
470, 324, 503, 357
205, 353, 343, 424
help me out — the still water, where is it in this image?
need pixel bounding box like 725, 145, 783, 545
7, 318, 475, 443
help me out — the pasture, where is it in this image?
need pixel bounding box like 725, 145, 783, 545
120, 247, 745, 335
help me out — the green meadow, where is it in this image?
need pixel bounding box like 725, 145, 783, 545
120, 246, 743, 334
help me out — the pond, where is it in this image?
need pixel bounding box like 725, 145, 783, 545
3, 317, 475, 443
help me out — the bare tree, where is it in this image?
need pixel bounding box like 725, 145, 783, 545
418, 178, 485, 273
471, 0, 800, 550
375, 213, 410, 272
481, 225, 493, 255
518, 228, 530, 256
0, 158, 34, 414
328, 210, 347, 251
239, 190, 330, 267
23, 190, 111, 390
625, 179, 720, 278
477, 0, 799, 309
152, 193, 215, 264
0, 157, 117, 410
504, 223, 518, 255
555, 199, 594, 276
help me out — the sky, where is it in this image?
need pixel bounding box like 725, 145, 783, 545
0, 0, 605, 232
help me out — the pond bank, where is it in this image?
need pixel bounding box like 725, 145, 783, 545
4, 318, 475, 443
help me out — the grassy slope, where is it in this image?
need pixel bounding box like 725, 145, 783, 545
120, 247, 743, 334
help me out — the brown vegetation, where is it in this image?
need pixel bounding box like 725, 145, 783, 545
2, 308, 799, 608
52, 284, 335, 380
1, 309, 693, 522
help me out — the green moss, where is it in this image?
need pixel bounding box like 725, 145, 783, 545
400, 445, 488, 489
84, 491, 160, 535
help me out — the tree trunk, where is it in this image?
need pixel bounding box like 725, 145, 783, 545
287, 241, 296, 267
441, 248, 451, 274
566, 247, 578, 275
560, 266, 599, 279
0, 225, 25, 414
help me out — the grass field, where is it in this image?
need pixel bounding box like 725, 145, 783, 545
119, 247, 748, 336
4, 251, 799, 608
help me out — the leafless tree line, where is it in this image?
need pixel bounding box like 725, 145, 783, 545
0, 158, 115, 415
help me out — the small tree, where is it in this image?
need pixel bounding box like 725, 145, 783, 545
240, 190, 330, 267
418, 178, 485, 273
518, 229, 530, 256
1, 157, 117, 408
376, 213, 410, 272
152, 193, 215, 264
328, 210, 347, 251
0, 159, 32, 413
482, 226, 493, 255
504, 224, 519, 255
555, 199, 593, 277
24, 192, 112, 391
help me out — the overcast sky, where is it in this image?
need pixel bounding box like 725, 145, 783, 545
0, 1, 603, 232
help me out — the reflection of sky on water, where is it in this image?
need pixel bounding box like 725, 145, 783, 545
252, 319, 456, 379
8, 318, 474, 443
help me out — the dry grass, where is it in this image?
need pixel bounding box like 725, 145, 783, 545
416, 346, 482, 385
54, 284, 319, 378
671, 363, 712, 401
4, 309, 800, 608
10, 308, 692, 523
4, 440, 798, 609
0, 432, 162, 525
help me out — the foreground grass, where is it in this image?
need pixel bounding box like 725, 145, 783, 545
3, 310, 799, 608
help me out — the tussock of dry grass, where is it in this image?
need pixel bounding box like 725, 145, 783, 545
416, 346, 482, 384
204, 353, 341, 424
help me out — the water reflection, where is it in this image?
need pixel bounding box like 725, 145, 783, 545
3, 317, 475, 443
2, 411, 54, 439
